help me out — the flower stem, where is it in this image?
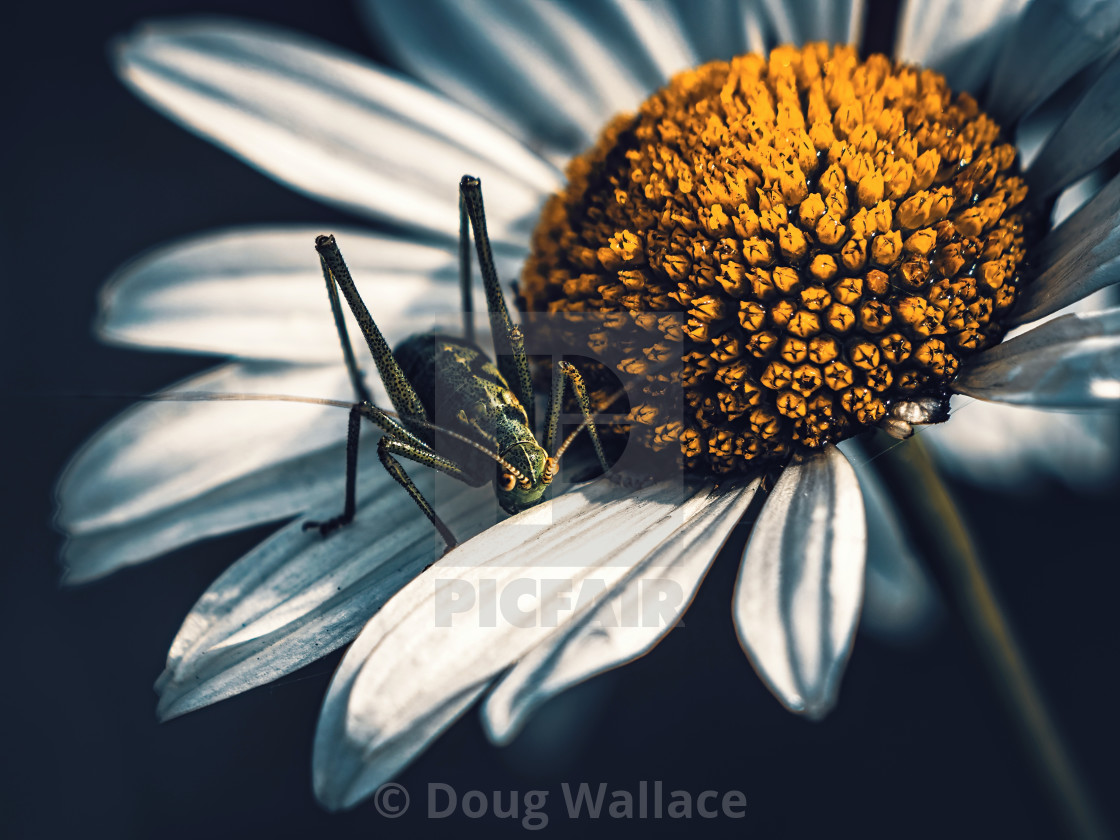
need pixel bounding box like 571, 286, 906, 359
865, 432, 1108, 840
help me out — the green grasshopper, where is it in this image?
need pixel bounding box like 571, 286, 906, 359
303, 176, 611, 548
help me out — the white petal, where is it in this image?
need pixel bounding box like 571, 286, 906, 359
62, 440, 347, 584
921, 395, 1120, 491
894, 0, 1028, 95
840, 443, 939, 642
1026, 51, 1120, 199
986, 0, 1120, 125
1012, 172, 1120, 324
362, 0, 693, 160
98, 226, 502, 361
56, 363, 354, 535
317, 681, 488, 814
955, 307, 1120, 407
733, 446, 866, 719
481, 477, 760, 745
156, 472, 495, 720
863, 516, 940, 644
665, 0, 767, 61
757, 0, 865, 47
1013, 103, 1059, 170
115, 18, 559, 242
935, 290, 1120, 488
313, 477, 713, 810
603, 0, 699, 81
1050, 170, 1107, 229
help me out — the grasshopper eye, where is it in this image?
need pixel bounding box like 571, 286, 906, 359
498, 471, 517, 492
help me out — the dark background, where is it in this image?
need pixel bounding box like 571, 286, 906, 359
4, 1, 1118, 837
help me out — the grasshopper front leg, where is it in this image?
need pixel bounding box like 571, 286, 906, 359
376, 436, 467, 549
542, 360, 612, 473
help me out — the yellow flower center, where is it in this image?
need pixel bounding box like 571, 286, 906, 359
520, 44, 1031, 474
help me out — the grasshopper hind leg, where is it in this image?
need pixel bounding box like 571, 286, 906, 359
309, 235, 474, 545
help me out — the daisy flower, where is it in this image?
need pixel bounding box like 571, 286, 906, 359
57, 0, 1120, 825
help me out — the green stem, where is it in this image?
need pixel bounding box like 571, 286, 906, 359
866, 433, 1107, 840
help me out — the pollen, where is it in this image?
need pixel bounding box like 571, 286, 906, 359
520, 44, 1031, 474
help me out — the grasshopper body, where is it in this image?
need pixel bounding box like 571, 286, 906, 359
394, 332, 552, 513
306, 176, 610, 546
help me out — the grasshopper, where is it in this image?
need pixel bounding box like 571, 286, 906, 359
303, 176, 612, 548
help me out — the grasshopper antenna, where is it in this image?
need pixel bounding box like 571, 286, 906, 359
91, 390, 533, 481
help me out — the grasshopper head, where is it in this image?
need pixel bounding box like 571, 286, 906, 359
494, 440, 559, 514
